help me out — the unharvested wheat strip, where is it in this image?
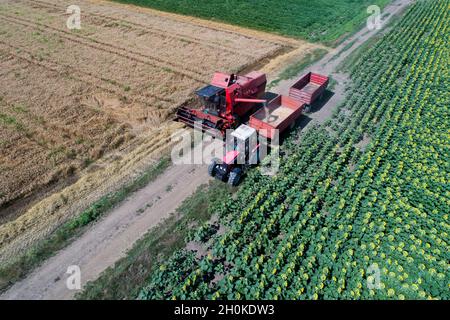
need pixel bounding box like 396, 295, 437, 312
0, 131, 176, 263
0, 52, 124, 140
0, 60, 130, 209
1, 157, 55, 206
0, 41, 173, 106
17, 0, 258, 60
0, 103, 61, 153
0, 13, 209, 83
0, 93, 114, 154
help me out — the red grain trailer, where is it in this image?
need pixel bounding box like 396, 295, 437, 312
289, 72, 329, 110
249, 95, 304, 140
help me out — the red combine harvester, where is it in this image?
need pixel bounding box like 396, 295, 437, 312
176, 71, 268, 137
176, 71, 329, 186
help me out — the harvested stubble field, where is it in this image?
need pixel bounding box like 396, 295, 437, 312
0, 0, 320, 263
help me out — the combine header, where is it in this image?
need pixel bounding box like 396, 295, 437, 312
176, 71, 329, 186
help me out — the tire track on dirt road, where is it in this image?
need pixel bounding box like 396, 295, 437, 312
0, 0, 413, 300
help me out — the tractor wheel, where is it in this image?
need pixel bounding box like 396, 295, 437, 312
208, 158, 218, 177
228, 168, 242, 187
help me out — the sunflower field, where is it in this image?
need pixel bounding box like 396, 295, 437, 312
139, 0, 449, 300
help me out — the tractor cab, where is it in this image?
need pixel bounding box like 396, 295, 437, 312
208, 125, 260, 186
195, 85, 225, 117
226, 125, 259, 165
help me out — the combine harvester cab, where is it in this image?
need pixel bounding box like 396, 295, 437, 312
176, 84, 226, 138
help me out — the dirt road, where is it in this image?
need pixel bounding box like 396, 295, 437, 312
1, 0, 412, 300
273, 0, 413, 124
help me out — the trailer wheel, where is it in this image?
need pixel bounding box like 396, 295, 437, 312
228, 168, 242, 187
304, 105, 311, 113
208, 158, 218, 177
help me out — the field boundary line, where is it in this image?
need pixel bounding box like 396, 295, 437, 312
18, 0, 261, 59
